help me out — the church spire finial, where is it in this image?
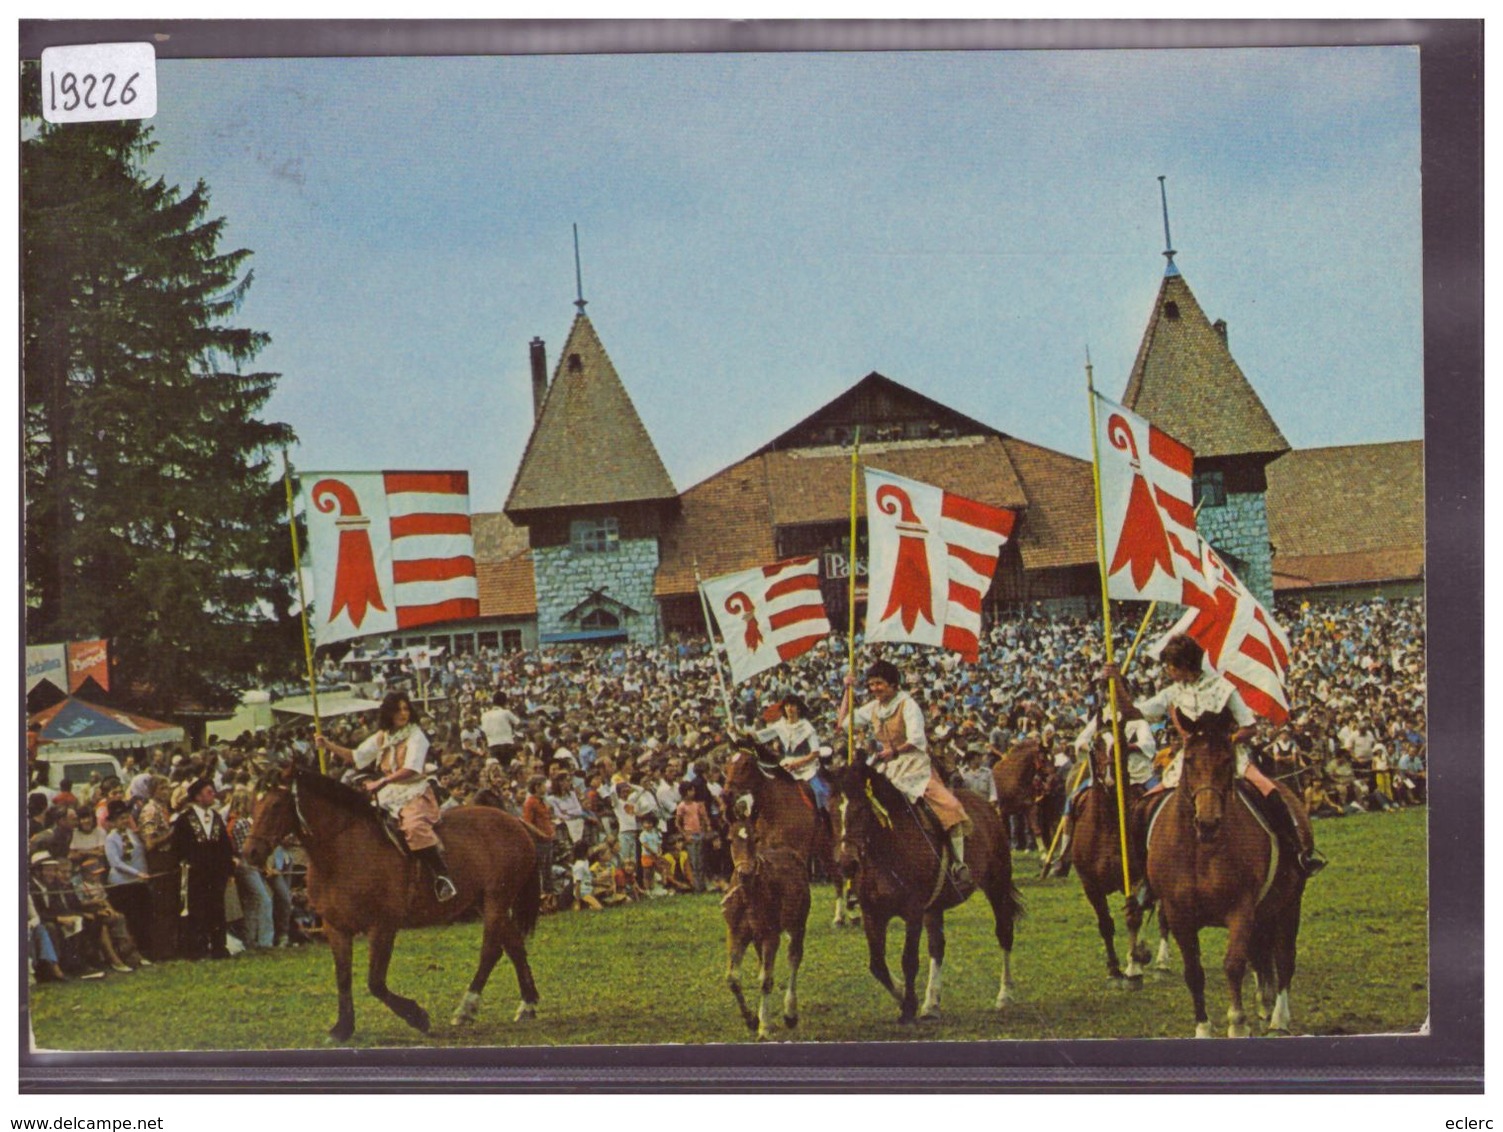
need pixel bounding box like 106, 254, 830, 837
573, 223, 588, 315
1158, 175, 1179, 276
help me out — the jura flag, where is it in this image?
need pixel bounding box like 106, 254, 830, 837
1157, 542, 1293, 725
863, 467, 1016, 663
700, 556, 832, 684
1094, 393, 1202, 603
301, 471, 479, 647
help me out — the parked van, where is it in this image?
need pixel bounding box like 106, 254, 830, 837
40, 750, 126, 792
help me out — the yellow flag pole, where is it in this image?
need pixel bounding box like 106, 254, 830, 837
1085, 355, 1134, 899
282, 451, 325, 774
845, 427, 862, 767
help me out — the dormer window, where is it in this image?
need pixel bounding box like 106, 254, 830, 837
1164, 301, 1181, 320
571, 516, 619, 553
568, 353, 583, 373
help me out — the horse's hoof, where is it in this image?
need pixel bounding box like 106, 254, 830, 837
1124, 975, 1144, 992
1228, 1023, 1250, 1039
783, 1014, 799, 1030
917, 1010, 940, 1024
1195, 1022, 1214, 1039
1266, 1027, 1292, 1037
328, 1022, 354, 1042
514, 1003, 537, 1022
898, 1014, 917, 1026
409, 1007, 432, 1034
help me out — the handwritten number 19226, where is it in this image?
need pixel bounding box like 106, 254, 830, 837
49, 70, 139, 112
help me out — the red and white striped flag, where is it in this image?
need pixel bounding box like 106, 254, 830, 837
1094, 392, 1203, 603
700, 556, 832, 684
1156, 542, 1293, 724
863, 467, 1016, 663
301, 471, 479, 647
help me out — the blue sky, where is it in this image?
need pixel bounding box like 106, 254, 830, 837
143, 46, 1422, 513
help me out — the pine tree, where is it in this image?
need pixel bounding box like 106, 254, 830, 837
23, 67, 299, 712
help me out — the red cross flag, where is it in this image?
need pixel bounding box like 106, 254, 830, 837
1094, 392, 1203, 603
1156, 541, 1293, 724
863, 467, 1016, 663
700, 556, 832, 684
301, 471, 479, 647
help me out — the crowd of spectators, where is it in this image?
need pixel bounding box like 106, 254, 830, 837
27, 595, 1426, 983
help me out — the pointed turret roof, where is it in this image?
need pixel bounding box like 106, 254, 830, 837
1120, 271, 1289, 460
505, 313, 676, 516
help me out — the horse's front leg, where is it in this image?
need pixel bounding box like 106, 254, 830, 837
326, 925, 357, 1042
1167, 909, 1211, 1038
918, 910, 945, 1021
862, 912, 902, 1006
1085, 881, 1123, 981
1223, 901, 1257, 1038
756, 933, 780, 1041
725, 911, 758, 1034
784, 918, 805, 1029
367, 924, 430, 1034
898, 917, 922, 1024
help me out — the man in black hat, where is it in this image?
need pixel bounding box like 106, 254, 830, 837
172, 777, 235, 959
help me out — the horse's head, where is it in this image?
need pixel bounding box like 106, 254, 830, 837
727, 818, 756, 874
831, 765, 881, 880
242, 765, 298, 868
721, 736, 781, 795
1179, 708, 1238, 843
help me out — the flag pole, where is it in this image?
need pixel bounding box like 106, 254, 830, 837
1085, 354, 1134, 900
845, 427, 862, 767
282, 451, 325, 774
694, 558, 738, 734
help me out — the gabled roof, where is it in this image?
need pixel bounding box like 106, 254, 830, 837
1121, 271, 1289, 460
1266, 441, 1424, 587
504, 313, 676, 516
765, 435, 1027, 528
998, 437, 1098, 571
655, 436, 1041, 598
754, 372, 1001, 455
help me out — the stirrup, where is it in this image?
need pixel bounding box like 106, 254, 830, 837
949, 862, 975, 894
434, 874, 458, 902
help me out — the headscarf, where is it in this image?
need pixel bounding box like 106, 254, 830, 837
129, 772, 156, 801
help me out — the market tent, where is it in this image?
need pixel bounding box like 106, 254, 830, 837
29, 697, 185, 751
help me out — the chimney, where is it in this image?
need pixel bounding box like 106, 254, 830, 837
1213, 318, 1228, 345
529, 337, 548, 421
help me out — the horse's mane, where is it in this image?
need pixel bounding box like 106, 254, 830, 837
842, 761, 909, 814
729, 737, 799, 786
294, 767, 385, 826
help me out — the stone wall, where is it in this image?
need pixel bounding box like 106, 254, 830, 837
1198, 491, 1274, 607
534, 537, 662, 645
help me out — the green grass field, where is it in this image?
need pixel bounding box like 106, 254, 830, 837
30, 807, 1427, 1050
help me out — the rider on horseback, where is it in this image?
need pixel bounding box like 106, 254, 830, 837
316, 692, 458, 901
753, 694, 834, 811
1105, 634, 1326, 878
1051, 693, 1158, 875
837, 660, 974, 893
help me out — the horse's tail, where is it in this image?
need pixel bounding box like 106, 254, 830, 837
512, 848, 543, 940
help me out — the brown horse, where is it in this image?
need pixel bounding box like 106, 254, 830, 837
991, 739, 1055, 853
1070, 733, 1167, 984
833, 762, 1022, 1023
244, 767, 542, 1041
1147, 709, 1307, 1037
719, 739, 856, 928
721, 819, 811, 1040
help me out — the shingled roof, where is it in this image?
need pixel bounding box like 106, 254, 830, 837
1266, 441, 1424, 588
655, 436, 1042, 597
999, 437, 1098, 571
504, 313, 676, 517
1121, 271, 1290, 461
477, 552, 537, 618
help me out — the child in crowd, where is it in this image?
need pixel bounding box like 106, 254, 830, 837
571, 842, 602, 911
